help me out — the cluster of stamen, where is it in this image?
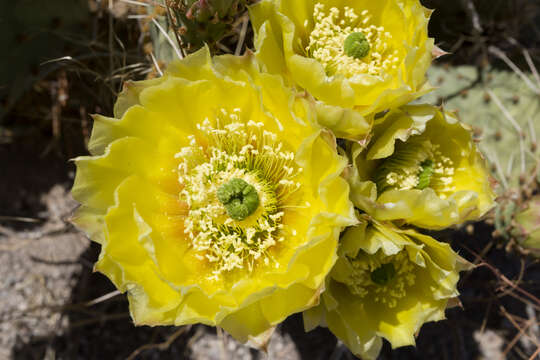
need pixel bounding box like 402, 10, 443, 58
306, 3, 400, 78
176, 109, 303, 280
344, 250, 416, 308
375, 138, 455, 196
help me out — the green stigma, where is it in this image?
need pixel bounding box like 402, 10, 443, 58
217, 178, 260, 221
370, 263, 396, 285
416, 159, 434, 190
344, 32, 370, 59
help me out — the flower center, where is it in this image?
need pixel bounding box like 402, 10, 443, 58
343, 32, 370, 59
176, 109, 303, 279
370, 262, 396, 285
306, 3, 400, 78
344, 251, 415, 308
217, 178, 260, 221
374, 138, 455, 197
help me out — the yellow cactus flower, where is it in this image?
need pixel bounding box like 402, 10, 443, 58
71, 47, 356, 345
513, 196, 540, 255
249, 0, 434, 120
304, 218, 471, 358
346, 105, 496, 229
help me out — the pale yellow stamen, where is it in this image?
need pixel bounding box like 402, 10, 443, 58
376, 139, 456, 196
306, 4, 400, 78
344, 251, 416, 308
176, 110, 303, 280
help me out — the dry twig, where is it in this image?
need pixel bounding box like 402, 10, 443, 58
126, 326, 191, 360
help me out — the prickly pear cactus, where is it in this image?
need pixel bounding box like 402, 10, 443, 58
148, 0, 252, 59
512, 195, 540, 256
145, 4, 178, 66
422, 66, 540, 189
421, 65, 540, 256
0, 0, 90, 119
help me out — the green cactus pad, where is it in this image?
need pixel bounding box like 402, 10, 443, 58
420, 66, 540, 190
420, 65, 540, 255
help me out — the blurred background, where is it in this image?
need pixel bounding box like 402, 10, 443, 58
1, 0, 539, 359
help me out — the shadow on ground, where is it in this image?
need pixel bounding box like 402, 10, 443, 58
0, 138, 76, 231
12, 220, 539, 360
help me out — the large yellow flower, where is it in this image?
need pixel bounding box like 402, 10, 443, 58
71, 47, 356, 345
347, 105, 496, 229
304, 217, 471, 359
250, 0, 434, 120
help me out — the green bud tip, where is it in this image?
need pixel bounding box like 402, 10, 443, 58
370, 263, 396, 285
416, 159, 434, 190
344, 32, 370, 60
217, 178, 260, 221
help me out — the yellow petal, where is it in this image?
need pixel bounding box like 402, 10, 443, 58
72, 46, 356, 344
347, 105, 496, 229
314, 219, 468, 352
251, 0, 435, 121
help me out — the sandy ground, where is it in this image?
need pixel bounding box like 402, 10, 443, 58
0, 185, 88, 359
